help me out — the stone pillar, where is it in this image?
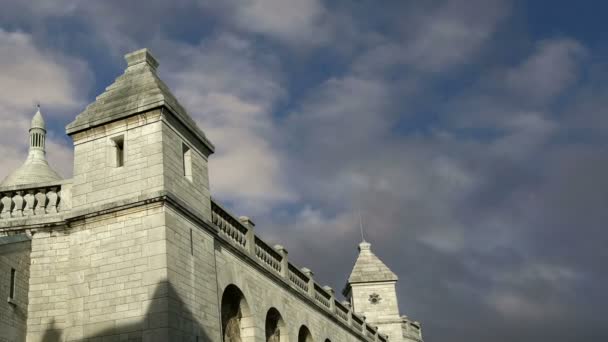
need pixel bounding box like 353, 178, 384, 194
239, 216, 256, 255
47, 187, 58, 213
12, 191, 24, 217
1, 192, 12, 219
274, 244, 289, 278
323, 285, 336, 312
24, 190, 35, 216
301, 267, 315, 297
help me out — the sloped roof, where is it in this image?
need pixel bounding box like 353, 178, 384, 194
348, 241, 398, 284
65, 48, 214, 153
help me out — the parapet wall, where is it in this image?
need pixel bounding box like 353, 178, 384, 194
0, 180, 390, 341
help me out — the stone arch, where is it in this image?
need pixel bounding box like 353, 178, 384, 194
265, 307, 289, 342
221, 284, 255, 342
324, 339, 331, 342
298, 325, 314, 342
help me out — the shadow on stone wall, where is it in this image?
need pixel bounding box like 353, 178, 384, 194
39, 281, 215, 342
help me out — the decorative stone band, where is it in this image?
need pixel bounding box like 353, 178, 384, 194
0, 181, 71, 220
210, 198, 388, 342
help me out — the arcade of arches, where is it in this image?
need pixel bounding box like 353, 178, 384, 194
220, 284, 335, 342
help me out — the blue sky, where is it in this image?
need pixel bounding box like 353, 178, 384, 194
1, 1, 607, 341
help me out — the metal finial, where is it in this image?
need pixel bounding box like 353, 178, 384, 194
358, 209, 366, 243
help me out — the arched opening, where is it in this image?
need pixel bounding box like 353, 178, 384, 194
324, 339, 331, 342
298, 325, 313, 342
221, 284, 255, 342
266, 307, 289, 342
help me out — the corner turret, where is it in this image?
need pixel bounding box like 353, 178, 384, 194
344, 241, 423, 342
1, 106, 62, 186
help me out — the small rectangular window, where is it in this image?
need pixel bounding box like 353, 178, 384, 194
9, 268, 16, 300
182, 143, 192, 181
112, 136, 125, 167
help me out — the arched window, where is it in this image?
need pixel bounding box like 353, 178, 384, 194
266, 307, 289, 342
298, 326, 313, 342
221, 284, 255, 342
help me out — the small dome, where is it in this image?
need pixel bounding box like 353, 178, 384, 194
31, 106, 45, 130
1, 158, 62, 186
0, 107, 62, 187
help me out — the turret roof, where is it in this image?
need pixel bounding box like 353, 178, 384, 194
65, 48, 214, 153
31, 106, 45, 130
347, 241, 398, 284
1, 108, 62, 187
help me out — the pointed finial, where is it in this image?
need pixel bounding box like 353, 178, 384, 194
31, 104, 45, 130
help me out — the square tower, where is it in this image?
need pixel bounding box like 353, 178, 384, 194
66, 49, 215, 220
344, 241, 423, 342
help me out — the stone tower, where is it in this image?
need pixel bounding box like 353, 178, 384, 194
344, 241, 423, 342
66, 48, 214, 217
1, 106, 62, 186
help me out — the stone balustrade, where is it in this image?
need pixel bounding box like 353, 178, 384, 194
0, 181, 71, 220
402, 316, 423, 340
210, 198, 388, 342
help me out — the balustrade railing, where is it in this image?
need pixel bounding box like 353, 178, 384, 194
211, 201, 247, 248
0, 182, 70, 220
210, 199, 388, 342
366, 325, 376, 339
254, 237, 282, 273
288, 264, 309, 293
335, 302, 349, 322
352, 313, 364, 332
314, 284, 332, 309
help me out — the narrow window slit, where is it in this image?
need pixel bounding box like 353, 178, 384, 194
9, 268, 16, 301
182, 143, 192, 181
112, 136, 125, 167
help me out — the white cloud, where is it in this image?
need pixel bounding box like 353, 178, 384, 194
0, 29, 89, 181
160, 35, 294, 212
0, 29, 89, 112
226, 0, 330, 45
403, 0, 510, 71
505, 38, 587, 103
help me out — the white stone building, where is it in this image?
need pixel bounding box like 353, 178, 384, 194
0, 49, 423, 342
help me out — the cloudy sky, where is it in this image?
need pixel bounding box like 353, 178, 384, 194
1, 0, 607, 340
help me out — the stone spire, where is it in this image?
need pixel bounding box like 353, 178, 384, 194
65, 48, 214, 153
1, 106, 62, 186
347, 241, 398, 285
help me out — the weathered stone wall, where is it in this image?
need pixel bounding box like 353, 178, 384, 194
70, 110, 165, 210
351, 282, 400, 322
0, 237, 30, 342
215, 238, 367, 342
165, 205, 221, 340
161, 115, 212, 221
25, 203, 173, 341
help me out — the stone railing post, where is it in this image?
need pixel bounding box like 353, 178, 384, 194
301, 267, 315, 297
12, 191, 24, 217
239, 216, 256, 255
24, 190, 35, 216
323, 285, 336, 312
1, 192, 12, 219
274, 245, 289, 278
47, 187, 58, 214
34, 189, 47, 215
342, 301, 353, 325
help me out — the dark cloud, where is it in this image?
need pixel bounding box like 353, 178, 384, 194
1, 1, 607, 341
